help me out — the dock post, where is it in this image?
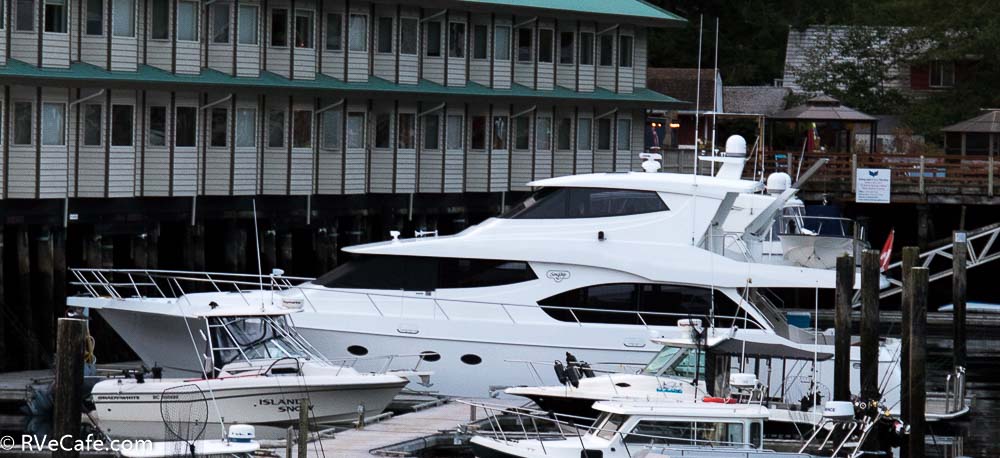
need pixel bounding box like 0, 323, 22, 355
53, 318, 87, 458
17, 226, 38, 369
952, 231, 967, 369
285, 427, 294, 458
37, 227, 55, 353
899, 246, 919, 458
860, 249, 881, 452
908, 267, 928, 458
834, 254, 854, 401
297, 398, 310, 458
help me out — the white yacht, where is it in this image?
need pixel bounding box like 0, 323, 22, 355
68, 139, 870, 398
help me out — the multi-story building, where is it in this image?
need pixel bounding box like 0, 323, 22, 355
0, 0, 683, 200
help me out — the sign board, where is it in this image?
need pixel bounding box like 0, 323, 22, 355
856, 168, 891, 203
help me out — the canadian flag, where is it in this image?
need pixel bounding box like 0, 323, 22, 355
879, 229, 895, 272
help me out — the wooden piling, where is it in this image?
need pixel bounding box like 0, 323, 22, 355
298, 398, 310, 458
52, 318, 87, 458
0, 225, 5, 372
952, 231, 967, 369
833, 254, 854, 401
17, 227, 38, 369
908, 267, 928, 458
859, 249, 880, 452
53, 227, 66, 319
900, 246, 919, 427
36, 227, 55, 357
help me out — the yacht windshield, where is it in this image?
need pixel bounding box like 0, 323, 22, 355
501, 187, 668, 219
592, 413, 628, 440
209, 315, 314, 366
641, 346, 704, 379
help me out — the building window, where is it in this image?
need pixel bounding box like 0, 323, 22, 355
398, 113, 415, 149
150, 0, 168, 39
559, 31, 573, 65
617, 118, 631, 150
112, 0, 134, 37
86, 0, 102, 35
599, 35, 613, 66
238, 5, 257, 44
348, 14, 366, 51
267, 110, 284, 147
16, 0, 34, 31
580, 32, 594, 65
516, 28, 532, 62
376, 17, 392, 53
473, 24, 487, 59
148, 106, 166, 146
270, 8, 287, 46
212, 3, 229, 43
210, 108, 227, 147
577, 118, 592, 150
374, 112, 390, 149
235, 108, 256, 148
293, 10, 313, 48
176, 0, 196, 41
619, 35, 633, 68
41, 103, 65, 146
293, 110, 311, 148
930, 60, 955, 88
12, 102, 32, 145
399, 18, 416, 55
426, 21, 441, 57
470, 116, 486, 150
492, 116, 508, 149
175, 106, 196, 147
321, 111, 341, 150
447, 115, 463, 150
346, 112, 365, 149
557, 117, 571, 150
494, 26, 510, 61
448, 22, 465, 58
44, 0, 66, 33
597, 118, 611, 150
514, 116, 530, 150
111, 104, 133, 146
83, 104, 102, 146
535, 117, 551, 150
423, 115, 439, 150
325, 13, 342, 50
538, 29, 553, 63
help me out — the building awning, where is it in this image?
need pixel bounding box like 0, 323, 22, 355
941, 110, 1000, 133
0, 59, 684, 108
771, 95, 876, 122
455, 0, 686, 27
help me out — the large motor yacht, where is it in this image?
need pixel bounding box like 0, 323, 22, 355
69, 138, 876, 397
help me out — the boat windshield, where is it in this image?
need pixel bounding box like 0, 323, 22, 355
623, 420, 748, 448
500, 187, 668, 219
209, 315, 315, 366
641, 346, 703, 379
591, 413, 628, 440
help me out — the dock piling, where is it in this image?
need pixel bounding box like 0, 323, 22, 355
834, 254, 854, 401
298, 398, 310, 458
953, 231, 967, 369
899, 245, 919, 458
908, 267, 928, 458
860, 249, 881, 452
53, 318, 87, 458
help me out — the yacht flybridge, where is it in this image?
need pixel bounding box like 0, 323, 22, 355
68, 136, 874, 397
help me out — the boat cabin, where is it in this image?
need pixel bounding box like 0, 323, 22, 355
588, 401, 767, 451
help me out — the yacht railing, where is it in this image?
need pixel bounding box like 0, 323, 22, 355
68, 268, 768, 332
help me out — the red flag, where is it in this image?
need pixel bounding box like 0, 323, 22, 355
879, 229, 895, 272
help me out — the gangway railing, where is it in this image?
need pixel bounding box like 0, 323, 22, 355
880, 223, 1000, 299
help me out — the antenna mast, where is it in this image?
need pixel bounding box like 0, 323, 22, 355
710, 17, 720, 175
692, 15, 704, 177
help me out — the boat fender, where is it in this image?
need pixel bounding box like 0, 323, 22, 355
566, 364, 580, 388
702, 396, 738, 404
553, 361, 569, 384
580, 362, 596, 378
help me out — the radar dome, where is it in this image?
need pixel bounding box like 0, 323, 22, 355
766, 172, 792, 195
724, 135, 747, 156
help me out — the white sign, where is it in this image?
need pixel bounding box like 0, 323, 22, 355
856, 168, 891, 203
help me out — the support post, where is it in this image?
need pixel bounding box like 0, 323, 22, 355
900, 247, 919, 427
37, 228, 55, 354
53, 318, 87, 458
285, 426, 294, 458
860, 249, 881, 452
834, 254, 854, 401
18, 227, 38, 369
297, 398, 310, 458
952, 231, 967, 369
908, 267, 928, 458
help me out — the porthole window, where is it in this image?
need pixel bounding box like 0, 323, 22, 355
347, 345, 368, 356
420, 351, 441, 362
460, 354, 482, 365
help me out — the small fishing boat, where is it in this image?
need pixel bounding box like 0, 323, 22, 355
90, 295, 428, 435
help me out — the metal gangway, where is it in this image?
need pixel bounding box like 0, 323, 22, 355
880, 222, 1000, 299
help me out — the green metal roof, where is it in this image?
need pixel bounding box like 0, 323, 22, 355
457, 0, 686, 26
0, 59, 684, 107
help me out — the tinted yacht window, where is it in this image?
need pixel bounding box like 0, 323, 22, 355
314, 255, 537, 290
539, 283, 743, 327
502, 187, 667, 219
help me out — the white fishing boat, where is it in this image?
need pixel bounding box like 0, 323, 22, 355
120, 424, 260, 458
89, 294, 426, 436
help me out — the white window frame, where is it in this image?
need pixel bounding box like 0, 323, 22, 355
82, 103, 104, 147
235, 107, 257, 148
237, 4, 258, 45
110, 103, 135, 148
15, 0, 35, 32
929, 60, 956, 88
43, 0, 68, 34
347, 13, 367, 52
41, 102, 66, 146
175, 0, 199, 42
111, 0, 136, 38
375, 16, 393, 54
211, 2, 231, 44
148, 0, 170, 40
174, 105, 199, 148
12, 100, 34, 146
293, 9, 314, 49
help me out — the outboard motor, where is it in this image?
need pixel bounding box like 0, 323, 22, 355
553, 361, 569, 384
579, 362, 596, 378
